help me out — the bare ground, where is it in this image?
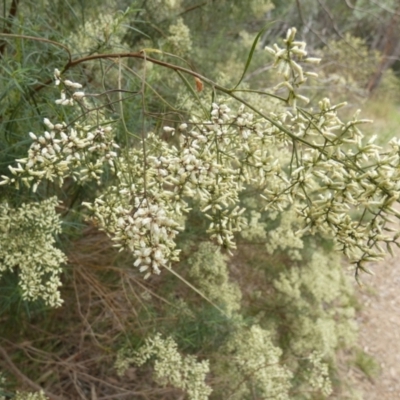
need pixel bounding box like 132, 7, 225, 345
352, 253, 400, 399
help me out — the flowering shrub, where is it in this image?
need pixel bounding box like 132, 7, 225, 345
4, 27, 399, 284
0, 4, 397, 396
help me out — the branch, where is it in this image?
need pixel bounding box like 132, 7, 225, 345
0, 32, 72, 65
179, 1, 207, 16
0, 0, 20, 56
0, 344, 64, 400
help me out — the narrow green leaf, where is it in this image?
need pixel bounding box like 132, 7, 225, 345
231, 21, 275, 91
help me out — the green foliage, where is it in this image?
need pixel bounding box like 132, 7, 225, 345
316, 33, 400, 103
353, 348, 381, 380
187, 243, 242, 316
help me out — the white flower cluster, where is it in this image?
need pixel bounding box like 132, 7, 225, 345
240, 210, 267, 242
166, 17, 192, 55
0, 197, 66, 307
0, 72, 119, 190
54, 68, 85, 105
86, 191, 181, 278
272, 248, 357, 358
222, 325, 292, 399
238, 29, 400, 273
115, 334, 212, 400
85, 104, 263, 276
14, 391, 49, 400
266, 207, 304, 261
0, 121, 118, 190
307, 352, 333, 397
144, 0, 183, 18
265, 27, 320, 105
267, 98, 400, 270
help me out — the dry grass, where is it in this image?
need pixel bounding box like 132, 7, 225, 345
0, 226, 188, 399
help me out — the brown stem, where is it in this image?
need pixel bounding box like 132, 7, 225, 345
0, 0, 20, 56
0, 344, 64, 400
179, 1, 207, 16
0, 32, 72, 64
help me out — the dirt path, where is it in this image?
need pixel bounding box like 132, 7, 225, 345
353, 254, 400, 399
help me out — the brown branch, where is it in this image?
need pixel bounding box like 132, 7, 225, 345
0, 344, 64, 400
179, 1, 207, 16
0, 32, 72, 64
65, 52, 209, 83
0, 0, 20, 56
0, 33, 214, 94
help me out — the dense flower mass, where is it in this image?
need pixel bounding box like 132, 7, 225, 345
85, 191, 182, 278
0, 197, 66, 307
0, 121, 118, 190
221, 325, 293, 399
0, 73, 119, 191
115, 334, 212, 400
106, 94, 400, 277
1, 27, 400, 294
